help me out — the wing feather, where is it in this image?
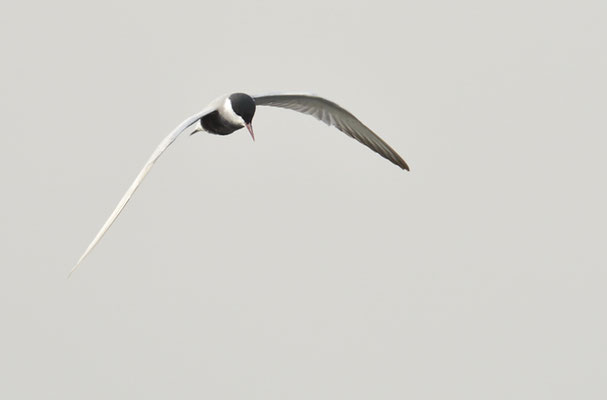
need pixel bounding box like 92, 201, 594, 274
253, 93, 409, 170
69, 108, 212, 276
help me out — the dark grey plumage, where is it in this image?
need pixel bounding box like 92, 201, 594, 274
253, 94, 409, 170
200, 111, 242, 135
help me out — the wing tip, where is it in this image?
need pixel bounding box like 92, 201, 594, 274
67, 265, 78, 279
68, 256, 85, 278
393, 156, 410, 171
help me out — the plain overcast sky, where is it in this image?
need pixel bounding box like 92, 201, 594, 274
1, 0, 605, 398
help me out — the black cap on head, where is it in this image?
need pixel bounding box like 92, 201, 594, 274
229, 93, 256, 124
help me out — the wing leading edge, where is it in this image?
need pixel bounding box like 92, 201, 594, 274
70, 108, 213, 276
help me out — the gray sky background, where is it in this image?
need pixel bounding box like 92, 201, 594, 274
1, 0, 605, 398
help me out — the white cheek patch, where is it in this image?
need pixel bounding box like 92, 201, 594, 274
222, 98, 245, 126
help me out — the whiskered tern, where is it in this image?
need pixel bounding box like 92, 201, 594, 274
70, 92, 409, 276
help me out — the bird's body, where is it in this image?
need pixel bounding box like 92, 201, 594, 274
199, 93, 256, 135
70, 91, 409, 276
200, 110, 243, 135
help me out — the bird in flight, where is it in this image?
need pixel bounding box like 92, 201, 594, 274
70, 92, 409, 276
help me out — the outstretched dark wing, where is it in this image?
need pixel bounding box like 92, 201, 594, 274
254, 93, 409, 170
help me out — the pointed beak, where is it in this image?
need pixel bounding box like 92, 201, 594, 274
246, 123, 255, 141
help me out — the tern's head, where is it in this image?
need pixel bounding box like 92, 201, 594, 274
229, 93, 256, 123
228, 93, 256, 140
